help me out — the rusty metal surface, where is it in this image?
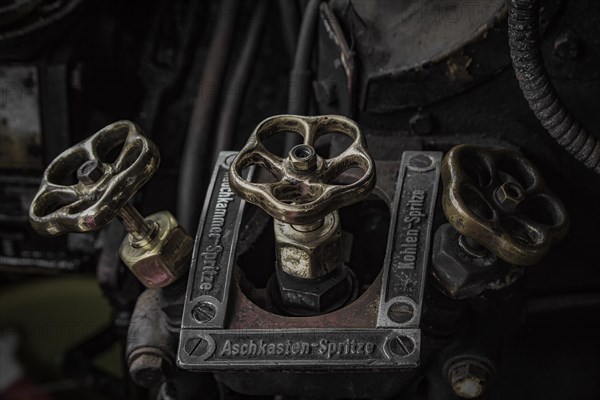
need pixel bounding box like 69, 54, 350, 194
227, 267, 382, 330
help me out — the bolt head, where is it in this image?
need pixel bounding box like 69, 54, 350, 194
388, 335, 416, 357
191, 302, 216, 323
288, 144, 317, 172
387, 301, 414, 324
448, 360, 491, 399
77, 159, 104, 185
494, 182, 524, 211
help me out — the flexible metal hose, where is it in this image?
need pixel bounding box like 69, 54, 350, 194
508, 0, 600, 172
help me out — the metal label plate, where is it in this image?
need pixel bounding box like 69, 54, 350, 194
178, 328, 420, 370
181, 152, 250, 329
377, 151, 442, 328
178, 151, 438, 370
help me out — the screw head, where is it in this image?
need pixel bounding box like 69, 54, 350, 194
77, 159, 104, 185
387, 301, 414, 324
388, 335, 415, 357
408, 154, 435, 172
191, 302, 216, 323
183, 337, 209, 357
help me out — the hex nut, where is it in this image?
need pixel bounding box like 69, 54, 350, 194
275, 265, 353, 315
288, 144, 318, 172
77, 159, 104, 185
431, 224, 508, 299
494, 182, 524, 211
120, 211, 193, 288
447, 359, 493, 399
274, 211, 342, 279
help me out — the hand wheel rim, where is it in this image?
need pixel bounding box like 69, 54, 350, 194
229, 115, 376, 225
29, 120, 160, 236
441, 144, 569, 265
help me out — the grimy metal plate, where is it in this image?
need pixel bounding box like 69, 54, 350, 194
178, 151, 433, 371
178, 328, 420, 370
181, 152, 251, 329
377, 151, 442, 328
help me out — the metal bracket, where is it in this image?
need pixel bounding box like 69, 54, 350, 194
179, 328, 420, 371
181, 152, 252, 329
378, 151, 442, 328
178, 150, 441, 371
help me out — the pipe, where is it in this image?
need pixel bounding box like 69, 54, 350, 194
177, 0, 240, 233
284, 0, 321, 151
277, 0, 300, 60
508, 0, 600, 173
212, 0, 269, 162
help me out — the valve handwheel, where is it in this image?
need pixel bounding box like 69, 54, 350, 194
229, 115, 376, 225
441, 145, 569, 265
29, 120, 160, 236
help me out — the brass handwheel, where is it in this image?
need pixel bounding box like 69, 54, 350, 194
229, 115, 376, 225
29, 120, 160, 236
441, 145, 568, 265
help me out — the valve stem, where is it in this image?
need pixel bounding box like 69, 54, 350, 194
117, 203, 157, 245
76, 159, 157, 245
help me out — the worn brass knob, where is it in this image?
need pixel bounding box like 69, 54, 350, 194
29, 120, 159, 236
228, 115, 376, 225
441, 144, 568, 265
28, 120, 192, 288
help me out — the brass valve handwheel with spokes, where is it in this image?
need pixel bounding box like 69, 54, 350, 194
29, 120, 160, 236
441, 144, 569, 266
229, 115, 376, 225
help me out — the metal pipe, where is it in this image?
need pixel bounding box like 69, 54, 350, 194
212, 0, 268, 163
284, 0, 321, 151
277, 0, 300, 60
177, 0, 241, 233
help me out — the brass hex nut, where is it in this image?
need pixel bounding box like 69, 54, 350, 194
274, 211, 342, 279
119, 211, 192, 288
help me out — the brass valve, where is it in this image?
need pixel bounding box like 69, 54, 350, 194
229, 114, 376, 226
28, 120, 192, 288
441, 144, 568, 265
229, 115, 376, 313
